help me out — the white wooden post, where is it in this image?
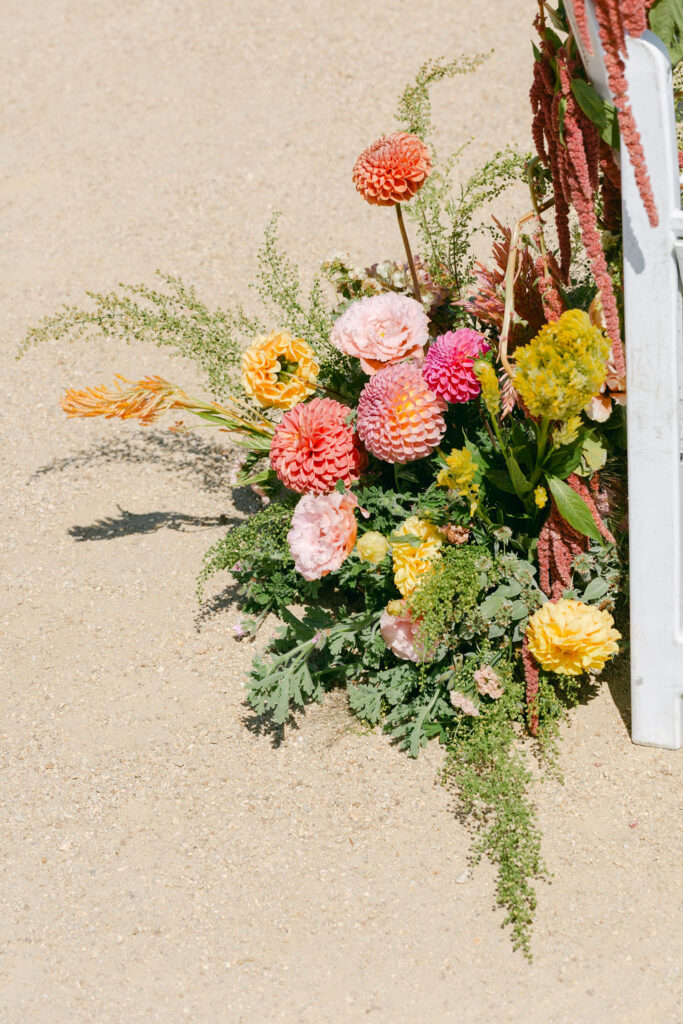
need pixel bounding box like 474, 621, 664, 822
565, 2, 683, 748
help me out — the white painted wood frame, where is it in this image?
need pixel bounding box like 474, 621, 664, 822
564, 1, 683, 748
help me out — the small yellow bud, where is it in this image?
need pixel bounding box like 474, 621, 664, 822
534, 486, 548, 509
386, 599, 405, 616
356, 530, 389, 564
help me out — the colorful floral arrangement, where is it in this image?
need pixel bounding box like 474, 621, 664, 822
23, 0, 682, 957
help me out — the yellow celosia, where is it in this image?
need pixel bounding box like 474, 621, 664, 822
390, 516, 443, 597
553, 415, 582, 447
474, 360, 501, 417
513, 309, 610, 421
534, 486, 548, 509
242, 330, 319, 409
526, 599, 620, 677
356, 531, 389, 564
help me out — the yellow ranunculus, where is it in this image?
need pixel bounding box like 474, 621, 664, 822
513, 309, 610, 422
526, 599, 620, 677
356, 530, 389, 564
241, 330, 318, 409
390, 516, 443, 597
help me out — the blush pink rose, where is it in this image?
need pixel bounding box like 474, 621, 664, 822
330, 292, 429, 375
379, 604, 431, 663
287, 491, 358, 581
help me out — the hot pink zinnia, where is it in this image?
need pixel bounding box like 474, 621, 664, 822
287, 491, 358, 580
421, 328, 490, 404
356, 361, 447, 464
330, 292, 429, 375
270, 397, 368, 495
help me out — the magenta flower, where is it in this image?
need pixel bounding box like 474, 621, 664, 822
422, 328, 490, 404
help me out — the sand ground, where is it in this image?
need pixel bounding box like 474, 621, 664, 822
1, 2, 682, 1022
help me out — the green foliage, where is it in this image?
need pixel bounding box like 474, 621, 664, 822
393, 57, 529, 300
198, 499, 323, 618
253, 213, 334, 353
395, 54, 488, 139
20, 273, 262, 401
444, 683, 545, 959
649, 0, 683, 65
407, 546, 484, 650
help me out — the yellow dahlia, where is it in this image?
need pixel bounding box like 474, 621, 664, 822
242, 330, 318, 409
526, 599, 620, 677
390, 516, 443, 597
513, 309, 610, 421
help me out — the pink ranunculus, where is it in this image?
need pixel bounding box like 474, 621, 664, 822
449, 691, 480, 716
287, 491, 358, 581
379, 604, 431, 663
422, 328, 490, 404
473, 665, 504, 699
330, 292, 429, 375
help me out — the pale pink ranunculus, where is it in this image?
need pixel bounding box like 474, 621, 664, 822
473, 665, 504, 699
330, 292, 429, 375
450, 691, 480, 716
287, 491, 358, 581
379, 604, 431, 663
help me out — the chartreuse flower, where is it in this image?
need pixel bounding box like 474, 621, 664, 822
390, 516, 443, 597
553, 416, 582, 447
356, 530, 389, 564
474, 360, 501, 417
513, 310, 610, 422
526, 599, 620, 676
436, 446, 479, 512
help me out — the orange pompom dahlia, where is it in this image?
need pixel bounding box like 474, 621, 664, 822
352, 132, 432, 207
356, 362, 447, 464
270, 397, 368, 495
242, 329, 318, 409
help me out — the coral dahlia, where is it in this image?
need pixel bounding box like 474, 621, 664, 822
356, 362, 446, 464
352, 132, 432, 207
270, 397, 368, 495
330, 292, 429, 375
422, 329, 490, 404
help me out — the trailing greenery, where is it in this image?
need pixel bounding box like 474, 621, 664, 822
443, 689, 544, 959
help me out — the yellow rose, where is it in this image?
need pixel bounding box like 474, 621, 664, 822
390, 516, 443, 597
356, 531, 389, 564
526, 599, 620, 676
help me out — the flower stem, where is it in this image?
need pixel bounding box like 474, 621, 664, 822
395, 204, 422, 304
